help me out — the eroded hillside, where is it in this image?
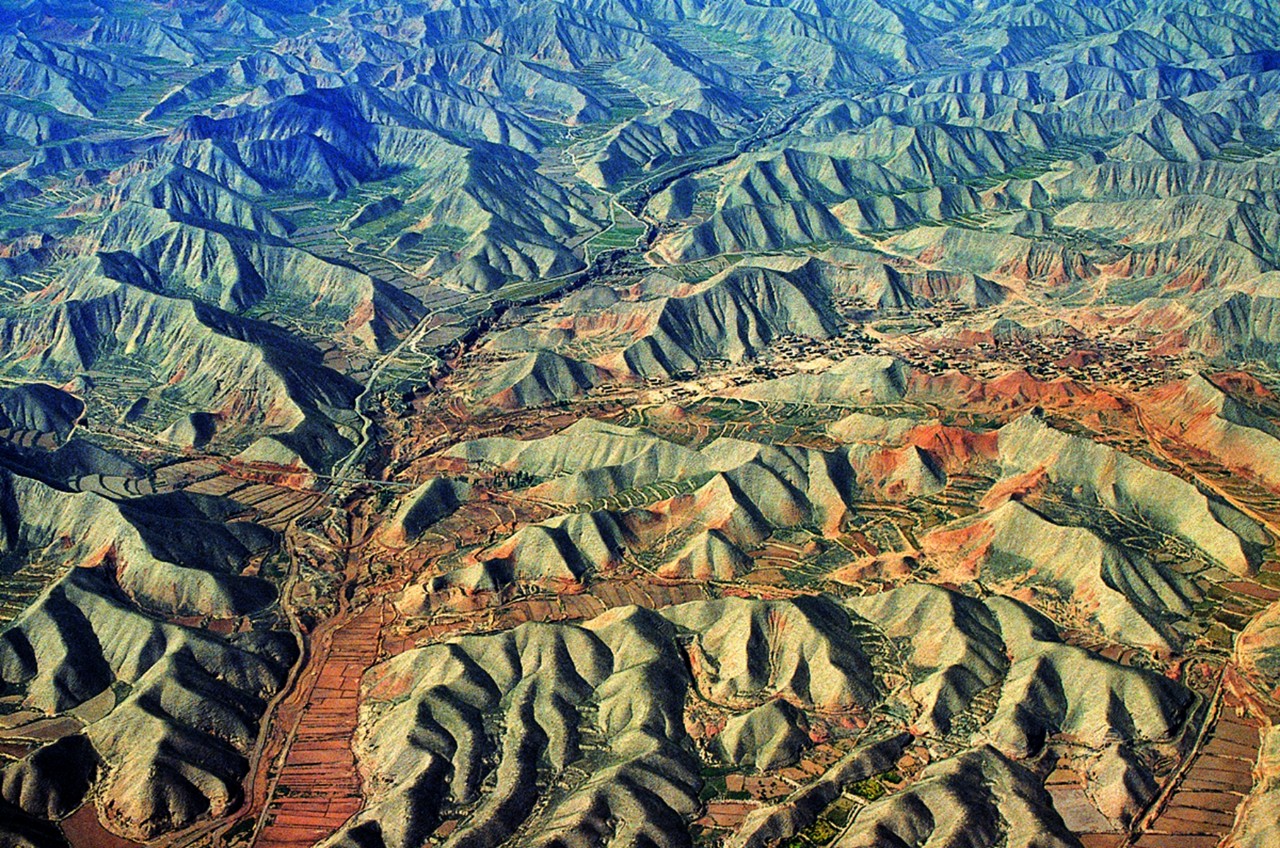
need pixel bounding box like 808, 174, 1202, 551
4, 2, 1280, 848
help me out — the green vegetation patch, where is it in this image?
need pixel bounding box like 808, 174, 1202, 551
847, 777, 885, 801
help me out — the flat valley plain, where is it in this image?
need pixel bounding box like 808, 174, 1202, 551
4, 2, 1280, 848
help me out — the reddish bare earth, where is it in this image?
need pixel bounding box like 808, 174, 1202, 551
254, 600, 390, 848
